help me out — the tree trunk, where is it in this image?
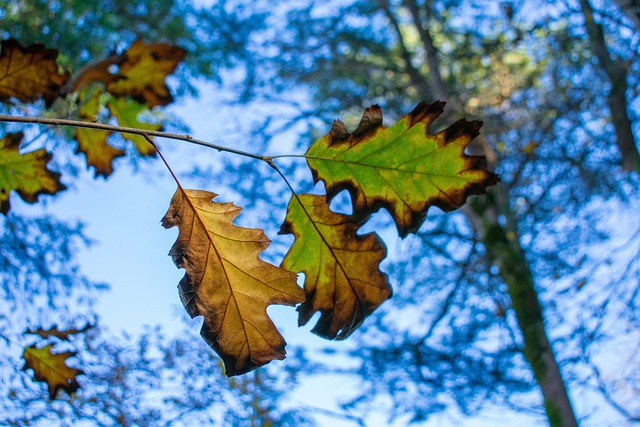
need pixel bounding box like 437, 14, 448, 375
466, 192, 579, 427
580, 0, 640, 171
390, 1, 581, 424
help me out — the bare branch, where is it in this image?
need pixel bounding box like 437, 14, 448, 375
0, 114, 272, 163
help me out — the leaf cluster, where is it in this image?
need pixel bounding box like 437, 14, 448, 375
160, 100, 497, 375
0, 36, 497, 392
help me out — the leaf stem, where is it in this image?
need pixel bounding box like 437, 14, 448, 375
270, 154, 307, 160
0, 114, 271, 163
143, 136, 183, 190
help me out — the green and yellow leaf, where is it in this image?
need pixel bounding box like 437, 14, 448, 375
74, 87, 124, 178
22, 344, 83, 400
0, 132, 66, 214
0, 38, 68, 106
306, 101, 499, 237
280, 194, 391, 340
162, 189, 304, 376
107, 97, 159, 156
107, 40, 186, 108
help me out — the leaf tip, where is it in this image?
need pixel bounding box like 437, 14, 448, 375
444, 118, 483, 142
353, 104, 383, 138
329, 119, 349, 143
409, 100, 446, 126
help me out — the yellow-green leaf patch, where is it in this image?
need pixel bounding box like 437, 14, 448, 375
305, 101, 499, 237
74, 87, 124, 178
0, 132, 66, 214
108, 97, 159, 156
280, 194, 391, 340
106, 40, 186, 108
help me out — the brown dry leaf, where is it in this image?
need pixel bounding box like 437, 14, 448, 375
280, 194, 391, 340
162, 189, 304, 376
22, 344, 83, 400
0, 39, 68, 106
0, 132, 66, 214
107, 40, 186, 108
74, 87, 124, 177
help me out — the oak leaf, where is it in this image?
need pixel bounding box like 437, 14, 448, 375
280, 194, 391, 340
162, 189, 304, 376
0, 39, 68, 106
107, 97, 159, 156
0, 132, 66, 214
74, 87, 124, 178
305, 101, 499, 237
106, 40, 186, 108
22, 344, 83, 399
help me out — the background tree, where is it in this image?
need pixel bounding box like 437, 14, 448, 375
1, 0, 640, 426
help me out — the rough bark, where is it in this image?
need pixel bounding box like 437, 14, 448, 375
389, 1, 580, 425
580, 0, 640, 171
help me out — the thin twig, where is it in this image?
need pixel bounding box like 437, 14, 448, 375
0, 114, 271, 163
144, 136, 182, 188
297, 403, 367, 427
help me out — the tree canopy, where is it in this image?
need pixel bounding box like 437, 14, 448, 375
1, 1, 639, 426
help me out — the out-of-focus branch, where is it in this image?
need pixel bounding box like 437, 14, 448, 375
378, 0, 432, 100
403, 0, 450, 103
612, 0, 640, 31
580, 0, 640, 171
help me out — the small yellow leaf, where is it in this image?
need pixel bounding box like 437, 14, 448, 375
74, 87, 124, 178
280, 194, 391, 340
0, 132, 66, 214
0, 39, 68, 106
107, 40, 186, 108
162, 189, 304, 376
22, 344, 83, 400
